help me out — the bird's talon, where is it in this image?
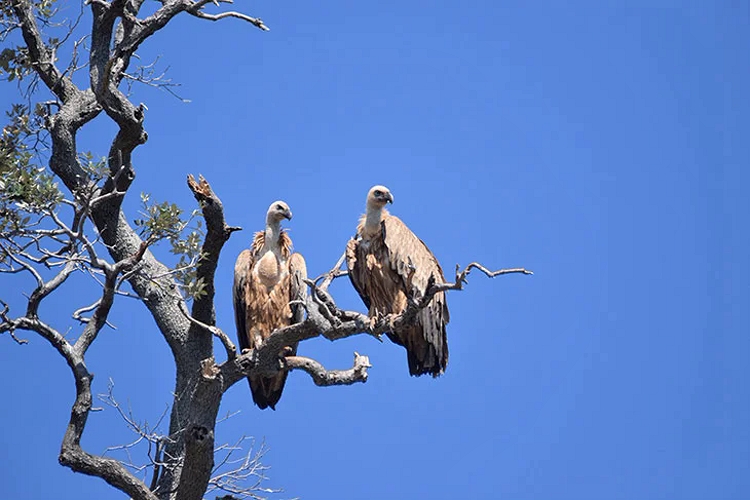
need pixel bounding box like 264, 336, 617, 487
385, 313, 398, 330
368, 316, 379, 331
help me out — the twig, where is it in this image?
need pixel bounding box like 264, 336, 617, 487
316, 250, 348, 291
303, 278, 340, 327
72, 298, 117, 330
207, 437, 280, 499
458, 262, 534, 281
187, 8, 270, 31
177, 300, 236, 360
0, 301, 29, 344
0, 241, 44, 287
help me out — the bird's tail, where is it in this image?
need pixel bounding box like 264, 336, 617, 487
248, 372, 289, 410
402, 324, 448, 378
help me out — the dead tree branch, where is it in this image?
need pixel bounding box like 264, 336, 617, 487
286, 353, 372, 387
187, 9, 270, 31
187, 174, 241, 325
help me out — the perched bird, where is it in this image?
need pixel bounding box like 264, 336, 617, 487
346, 185, 450, 377
233, 201, 307, 409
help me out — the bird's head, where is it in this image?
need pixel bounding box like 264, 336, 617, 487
266, 200, 293, 223
367, 185, 394, 209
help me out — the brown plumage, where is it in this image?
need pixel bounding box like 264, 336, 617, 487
346, 185, 450, 377
233, 201, 307, 409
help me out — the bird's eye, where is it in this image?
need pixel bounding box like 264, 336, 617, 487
374, 190, 382, 197
276, 204, 284, 210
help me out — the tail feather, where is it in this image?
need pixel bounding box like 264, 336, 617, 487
406, 343, 446, 378
396, 324, 448, 378
248, 372, 289, 410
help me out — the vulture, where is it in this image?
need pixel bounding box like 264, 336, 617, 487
233, 201, 307, 410
346, 185, 450, 377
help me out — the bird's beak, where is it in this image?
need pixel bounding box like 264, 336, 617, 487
385, 192, 394, 204
285, 210, 293, 220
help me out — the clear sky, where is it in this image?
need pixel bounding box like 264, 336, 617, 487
1, 2, 748, 499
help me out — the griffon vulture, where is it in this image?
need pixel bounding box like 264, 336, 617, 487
346, 185, 450, 377
233, 201, 307, 409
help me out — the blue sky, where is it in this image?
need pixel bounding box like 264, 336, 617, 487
1, 2, 748, 499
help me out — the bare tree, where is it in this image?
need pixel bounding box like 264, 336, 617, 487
0, 1, 531, 499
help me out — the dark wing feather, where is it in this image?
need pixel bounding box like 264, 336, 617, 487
382, 215, 450, 377
234, 247, 279, 409
345, 237, 371, 309
288, 252, 308, 325
232, 249, 255, 355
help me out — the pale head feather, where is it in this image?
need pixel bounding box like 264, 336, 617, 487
366, 185, 394, 210
360, 185, 394, 236
266, 200, 293, 224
